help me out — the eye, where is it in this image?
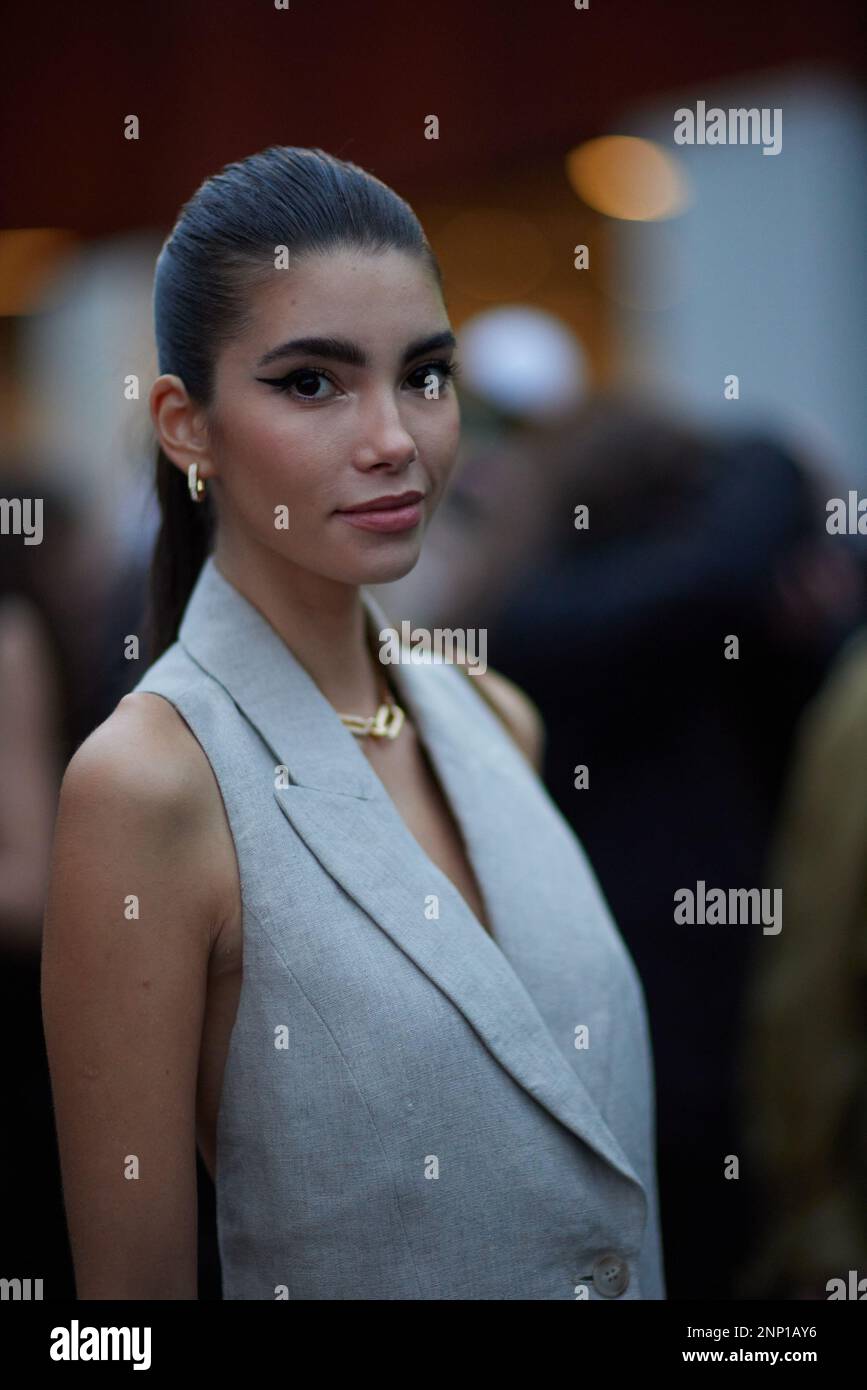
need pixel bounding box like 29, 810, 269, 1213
256, 368, 339, 402
405, 358, 462, 393
255, 358, 461, 402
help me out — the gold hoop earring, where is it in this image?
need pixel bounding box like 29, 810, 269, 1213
188, 462, 207, 503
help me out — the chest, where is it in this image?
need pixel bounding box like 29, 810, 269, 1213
357, 724, 495, 936
207, 721, 495, 986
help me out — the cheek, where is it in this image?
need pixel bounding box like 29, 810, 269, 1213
430, 408, 461, 478
222, 406, 331, 498
233, 400, 307, 456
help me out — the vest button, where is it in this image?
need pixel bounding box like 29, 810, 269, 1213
591, 1252, 630, 1297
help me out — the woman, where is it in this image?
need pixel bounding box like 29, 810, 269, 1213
41, 146, 665, 1300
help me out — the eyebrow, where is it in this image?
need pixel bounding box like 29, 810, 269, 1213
255, 330, 457, 371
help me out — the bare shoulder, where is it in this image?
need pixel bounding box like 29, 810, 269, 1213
469, 667, 546, 771
60, 691, 214, 818
50, 690, 235, 950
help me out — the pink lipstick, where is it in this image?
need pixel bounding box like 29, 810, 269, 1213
335, 490, 424, 534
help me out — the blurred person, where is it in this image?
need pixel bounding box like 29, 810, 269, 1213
735, 626, 867, 1299
485, 398, 865, 1299
41, 146, 665, 1301
0, 476, 104, 1299
0, 586, 61, 948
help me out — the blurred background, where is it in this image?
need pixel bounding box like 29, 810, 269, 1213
1, 0, 865, 1301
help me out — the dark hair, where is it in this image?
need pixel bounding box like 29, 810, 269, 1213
146, 145, 443, 661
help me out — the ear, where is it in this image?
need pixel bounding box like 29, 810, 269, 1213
149, 374, 214, 481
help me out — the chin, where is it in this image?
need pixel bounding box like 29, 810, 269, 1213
348, 540, 424, 588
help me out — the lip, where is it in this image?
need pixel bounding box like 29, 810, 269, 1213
335, 490, 425, 534
338, 490, 424, 514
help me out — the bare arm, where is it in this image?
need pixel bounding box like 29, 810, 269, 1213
41, 698, 222, 1300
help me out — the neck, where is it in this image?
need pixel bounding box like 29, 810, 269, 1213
212, 532, 384, 713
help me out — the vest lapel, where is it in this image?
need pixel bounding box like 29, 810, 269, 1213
177, 556, 644, 1196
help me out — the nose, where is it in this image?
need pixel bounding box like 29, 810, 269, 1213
351, 388, 418, 471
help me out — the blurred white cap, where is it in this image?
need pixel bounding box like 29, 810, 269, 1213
457, 306, 587, 423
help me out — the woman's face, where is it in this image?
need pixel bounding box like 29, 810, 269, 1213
205, 247, 461, 588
